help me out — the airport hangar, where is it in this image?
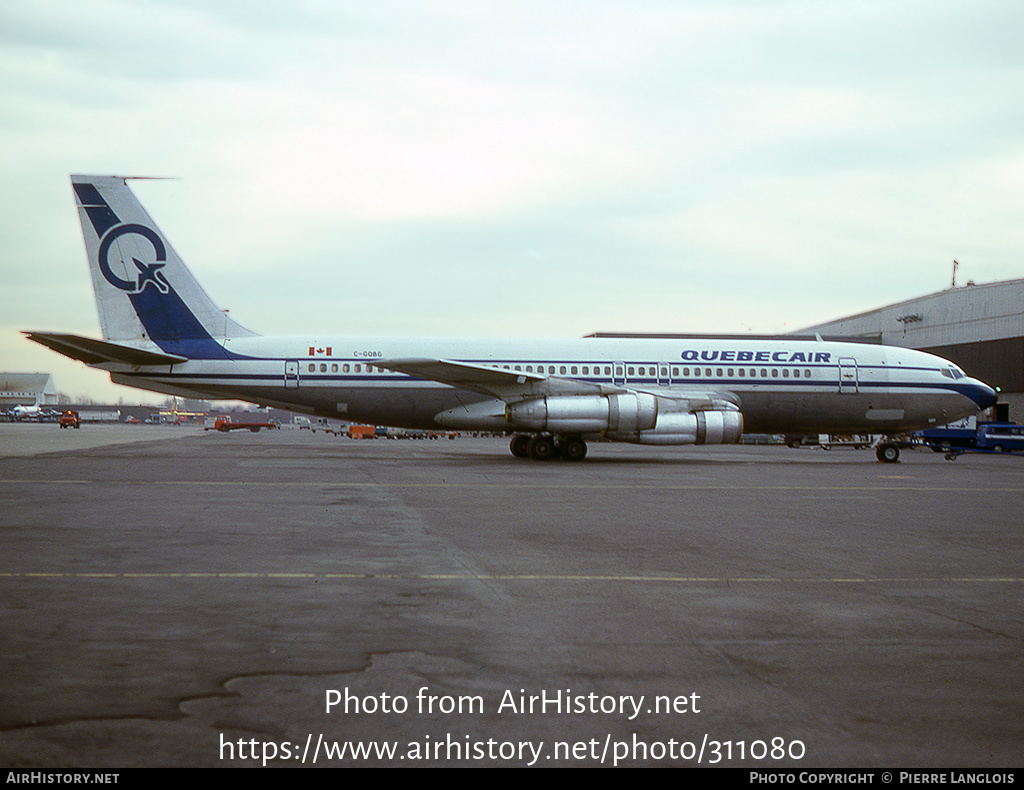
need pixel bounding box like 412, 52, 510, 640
0, 373, 57, 408
798, 277, 1024, 423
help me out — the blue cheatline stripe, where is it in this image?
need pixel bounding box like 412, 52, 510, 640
114, 368, 987, 401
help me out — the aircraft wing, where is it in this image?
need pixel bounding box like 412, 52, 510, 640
379, 357, 738, 411
378, 358, 607, 401
626, 384, 740, 413
24, 332, 187, 367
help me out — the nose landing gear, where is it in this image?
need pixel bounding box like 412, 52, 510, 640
875, 442, 901, 463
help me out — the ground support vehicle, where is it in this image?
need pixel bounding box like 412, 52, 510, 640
918, 422, 1024, 460
205, 416, 278, 433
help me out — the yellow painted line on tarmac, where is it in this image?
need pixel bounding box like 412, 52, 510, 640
2, 479, 1023, 493
1, 572, 1021, 583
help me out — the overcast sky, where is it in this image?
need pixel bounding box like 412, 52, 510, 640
2, 0, 1022, 403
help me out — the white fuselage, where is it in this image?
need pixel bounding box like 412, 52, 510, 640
103, 335, 990, 436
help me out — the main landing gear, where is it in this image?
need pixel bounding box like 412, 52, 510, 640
510, 433, 588, 462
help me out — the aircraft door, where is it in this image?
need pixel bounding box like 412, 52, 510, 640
613, 362, 626, 386
838, 357, 858, 393
285, 360, 300, 389
658, 363, 671, 386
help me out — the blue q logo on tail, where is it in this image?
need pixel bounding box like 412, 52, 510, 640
98, 223, 170, 294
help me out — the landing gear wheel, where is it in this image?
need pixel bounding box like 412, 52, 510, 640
560, 436, 587, 462
510, 434, 531, 458
876, 444, 900, 463
527, 434, 557, 461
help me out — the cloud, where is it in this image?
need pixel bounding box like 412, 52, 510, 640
2, 0, 1023, 400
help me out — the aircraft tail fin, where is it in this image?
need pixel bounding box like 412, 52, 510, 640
71, 175, 258, 359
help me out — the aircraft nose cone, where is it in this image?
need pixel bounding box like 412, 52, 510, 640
970, 380, 997, 410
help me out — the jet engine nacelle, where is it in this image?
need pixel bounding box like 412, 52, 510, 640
506, 393, 657, 434
506, 394, 742, 445
631, 409, 743, 445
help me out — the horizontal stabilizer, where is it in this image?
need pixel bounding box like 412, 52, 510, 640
23, 332, 187, 366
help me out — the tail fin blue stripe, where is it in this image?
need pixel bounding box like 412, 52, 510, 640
73, 183, 120, 237
127, 288, 233, 359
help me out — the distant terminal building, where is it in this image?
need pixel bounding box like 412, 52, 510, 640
799, 278, 1024, 421
0, 373, 57, 408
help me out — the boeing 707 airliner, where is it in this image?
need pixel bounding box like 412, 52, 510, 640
26, 175, 996, 462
